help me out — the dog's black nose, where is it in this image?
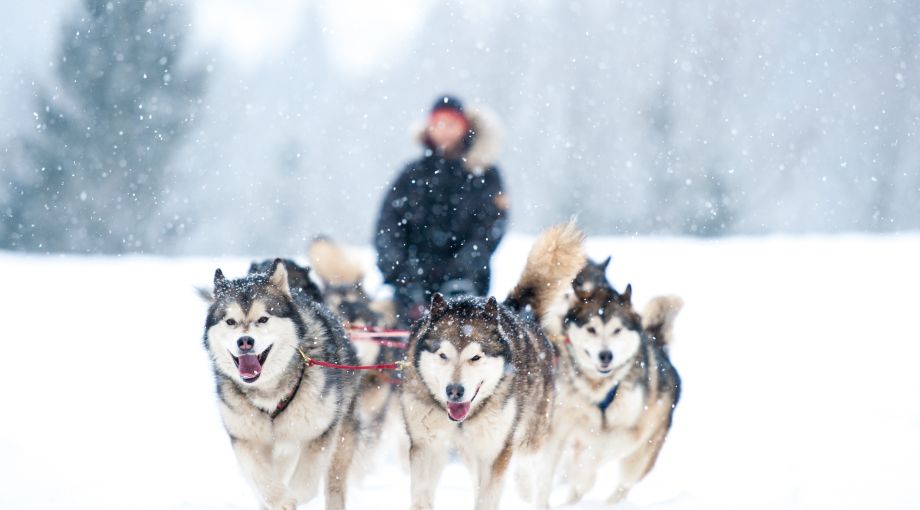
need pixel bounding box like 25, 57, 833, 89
599, 350, 613, 365
237, 336, 255, 352
446, 383, 465, 402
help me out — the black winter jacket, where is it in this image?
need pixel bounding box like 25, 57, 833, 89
374, 153, 506, 296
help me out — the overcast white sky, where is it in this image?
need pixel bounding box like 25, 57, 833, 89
193, 0, 428, 74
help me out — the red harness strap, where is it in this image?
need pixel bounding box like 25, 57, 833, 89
345, 325, 410, 349
347, 337, 409, 349
345, 325, 409, 336
297, 347, 407, 372
270, 364, 305, 419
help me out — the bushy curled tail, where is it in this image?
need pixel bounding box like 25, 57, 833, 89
642, 295, 684, 350
504, 221, 586, 322
307, 236, 364, 285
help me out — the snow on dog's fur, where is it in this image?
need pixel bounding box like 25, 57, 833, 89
400, 222, 586, 510
202, 260, 360, 510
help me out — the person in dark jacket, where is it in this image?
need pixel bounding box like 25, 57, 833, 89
374, 95, 508, 327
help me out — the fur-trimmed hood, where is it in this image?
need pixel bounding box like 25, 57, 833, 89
414, 107, 503, 173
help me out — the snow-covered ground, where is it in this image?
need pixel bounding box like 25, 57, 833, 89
1, 234, 918, 509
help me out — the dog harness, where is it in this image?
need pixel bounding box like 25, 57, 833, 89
597, 382, 620, 413
297, 346, 409, 372
270, 364, 305, 419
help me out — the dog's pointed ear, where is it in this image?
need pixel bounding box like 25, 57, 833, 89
214, 268, 228, 289
269, 259, 291, 297
247, 261, 260, 274
196, 286, 215, 302
212, 268, 229, 299
430, 292, 448, 319
620, 283, 633, 304
601, 256, 611, 271
484, 296, 499, 321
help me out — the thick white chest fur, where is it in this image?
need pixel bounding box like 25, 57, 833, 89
220, 371, 338, 444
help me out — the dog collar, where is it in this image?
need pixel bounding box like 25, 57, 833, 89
270, 363, 305, 420
597, 382, 619, 413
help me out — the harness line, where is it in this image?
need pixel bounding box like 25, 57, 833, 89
345, 325, 410, 348
297, 346, 408, 372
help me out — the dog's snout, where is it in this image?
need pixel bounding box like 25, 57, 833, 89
598, 350, 613, 365
237, 336, 255, 352
446, 383, 465, 402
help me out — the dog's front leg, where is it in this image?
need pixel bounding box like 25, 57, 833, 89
533, 431, 568, 509
474, 443, 513, 510
232, 439, 297, 510
564, 442, 604, 506
607, 425, 669, 505
288, 431, 335, 506
409, 441, 448, 510
325, 417, 359, 510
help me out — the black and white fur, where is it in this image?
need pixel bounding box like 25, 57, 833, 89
400, 223, 587, 510
533, 261, 683, 508
202, 259, 360, 510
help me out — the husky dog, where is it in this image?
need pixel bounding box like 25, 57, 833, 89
401, 223, 586, 510
202, 259, 360, 510
534, 263, 683, 507
197, 258, 324, 304
572, 255, 611, 298
248, 258, 325, 303
307, 236, 402, 473
307, 237, 395, 330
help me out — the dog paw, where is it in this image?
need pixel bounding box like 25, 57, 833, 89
564, 488, 586, 506
513, 470, 534, 502
266, 495, 298, 510
605, 486, 630, 505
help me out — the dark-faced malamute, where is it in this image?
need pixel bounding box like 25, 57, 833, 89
400, 223, 587, 510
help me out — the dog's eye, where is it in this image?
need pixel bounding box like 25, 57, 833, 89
470, 355, 481, 362
613, 327, 622, 335
439, 353, 448, 361
225, 318, 237, 326
586, 327, 597, 335
257, 316, 269, 324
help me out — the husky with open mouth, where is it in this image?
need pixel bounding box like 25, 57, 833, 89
202, 259, 360, 510
400, 223, 587, 510
533, 260, 683, 508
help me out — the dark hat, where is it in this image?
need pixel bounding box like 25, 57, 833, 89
431, 94, 465, 114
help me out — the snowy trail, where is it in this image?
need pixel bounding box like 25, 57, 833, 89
1, 234, 917, 509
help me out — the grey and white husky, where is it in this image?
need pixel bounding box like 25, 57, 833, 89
202, 259, 360, 510
533, 259, 683, 507
400, 223, 587, 510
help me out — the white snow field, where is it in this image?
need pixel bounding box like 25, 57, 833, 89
1, 234, 918, 510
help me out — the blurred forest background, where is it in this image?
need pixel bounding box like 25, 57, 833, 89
2, 0, 918, 254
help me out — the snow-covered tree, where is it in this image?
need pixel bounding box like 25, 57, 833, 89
4, 0, 204, 252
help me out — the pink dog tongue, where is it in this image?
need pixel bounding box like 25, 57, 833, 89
447, 402, 471, 422
238, 354, 262, 379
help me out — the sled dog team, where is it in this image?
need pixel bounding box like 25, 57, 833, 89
201, 222, 683, 510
